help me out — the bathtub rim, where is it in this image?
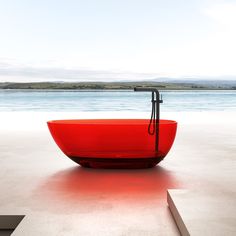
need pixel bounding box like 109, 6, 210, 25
47, 119, 177, 125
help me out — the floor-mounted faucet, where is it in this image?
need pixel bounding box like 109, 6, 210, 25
134, 87, 163, 153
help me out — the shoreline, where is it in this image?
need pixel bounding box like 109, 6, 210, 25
1, 81, 236, 90
1, 88, 236, 91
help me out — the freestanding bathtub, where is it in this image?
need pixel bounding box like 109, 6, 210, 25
47, 119, 177, 168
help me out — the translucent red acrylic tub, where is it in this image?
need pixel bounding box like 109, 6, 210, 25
47, 119, 177, 168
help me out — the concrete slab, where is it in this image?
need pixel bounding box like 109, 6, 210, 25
168, 190, 236, 236
0, 215, 24, 230
0, 215, 24, 236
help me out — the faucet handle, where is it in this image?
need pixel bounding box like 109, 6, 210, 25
159, 94, 163, 103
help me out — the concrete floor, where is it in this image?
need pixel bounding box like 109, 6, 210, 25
0, 112, 236, 235
0, 130, 180, 235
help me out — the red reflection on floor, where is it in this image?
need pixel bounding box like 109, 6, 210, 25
37, 166, 180, 207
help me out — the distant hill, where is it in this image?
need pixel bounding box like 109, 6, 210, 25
0, 80, 236, 90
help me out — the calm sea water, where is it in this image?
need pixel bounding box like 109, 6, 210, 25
0, 90, 235, 112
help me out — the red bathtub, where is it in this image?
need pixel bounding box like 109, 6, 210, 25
47, 119, 177, 168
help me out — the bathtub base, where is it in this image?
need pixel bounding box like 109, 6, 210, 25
69, 157, 164, 169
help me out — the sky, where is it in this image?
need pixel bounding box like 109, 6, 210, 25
0, 0, 236, 82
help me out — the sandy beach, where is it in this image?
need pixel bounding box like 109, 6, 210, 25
0, 111, 236, 235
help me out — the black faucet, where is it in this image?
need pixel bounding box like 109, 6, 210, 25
134, 87, 163, 153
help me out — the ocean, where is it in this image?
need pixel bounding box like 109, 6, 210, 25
0, 89, 235, 112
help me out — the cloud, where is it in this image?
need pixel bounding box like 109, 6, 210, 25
0, 60, 159, 82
